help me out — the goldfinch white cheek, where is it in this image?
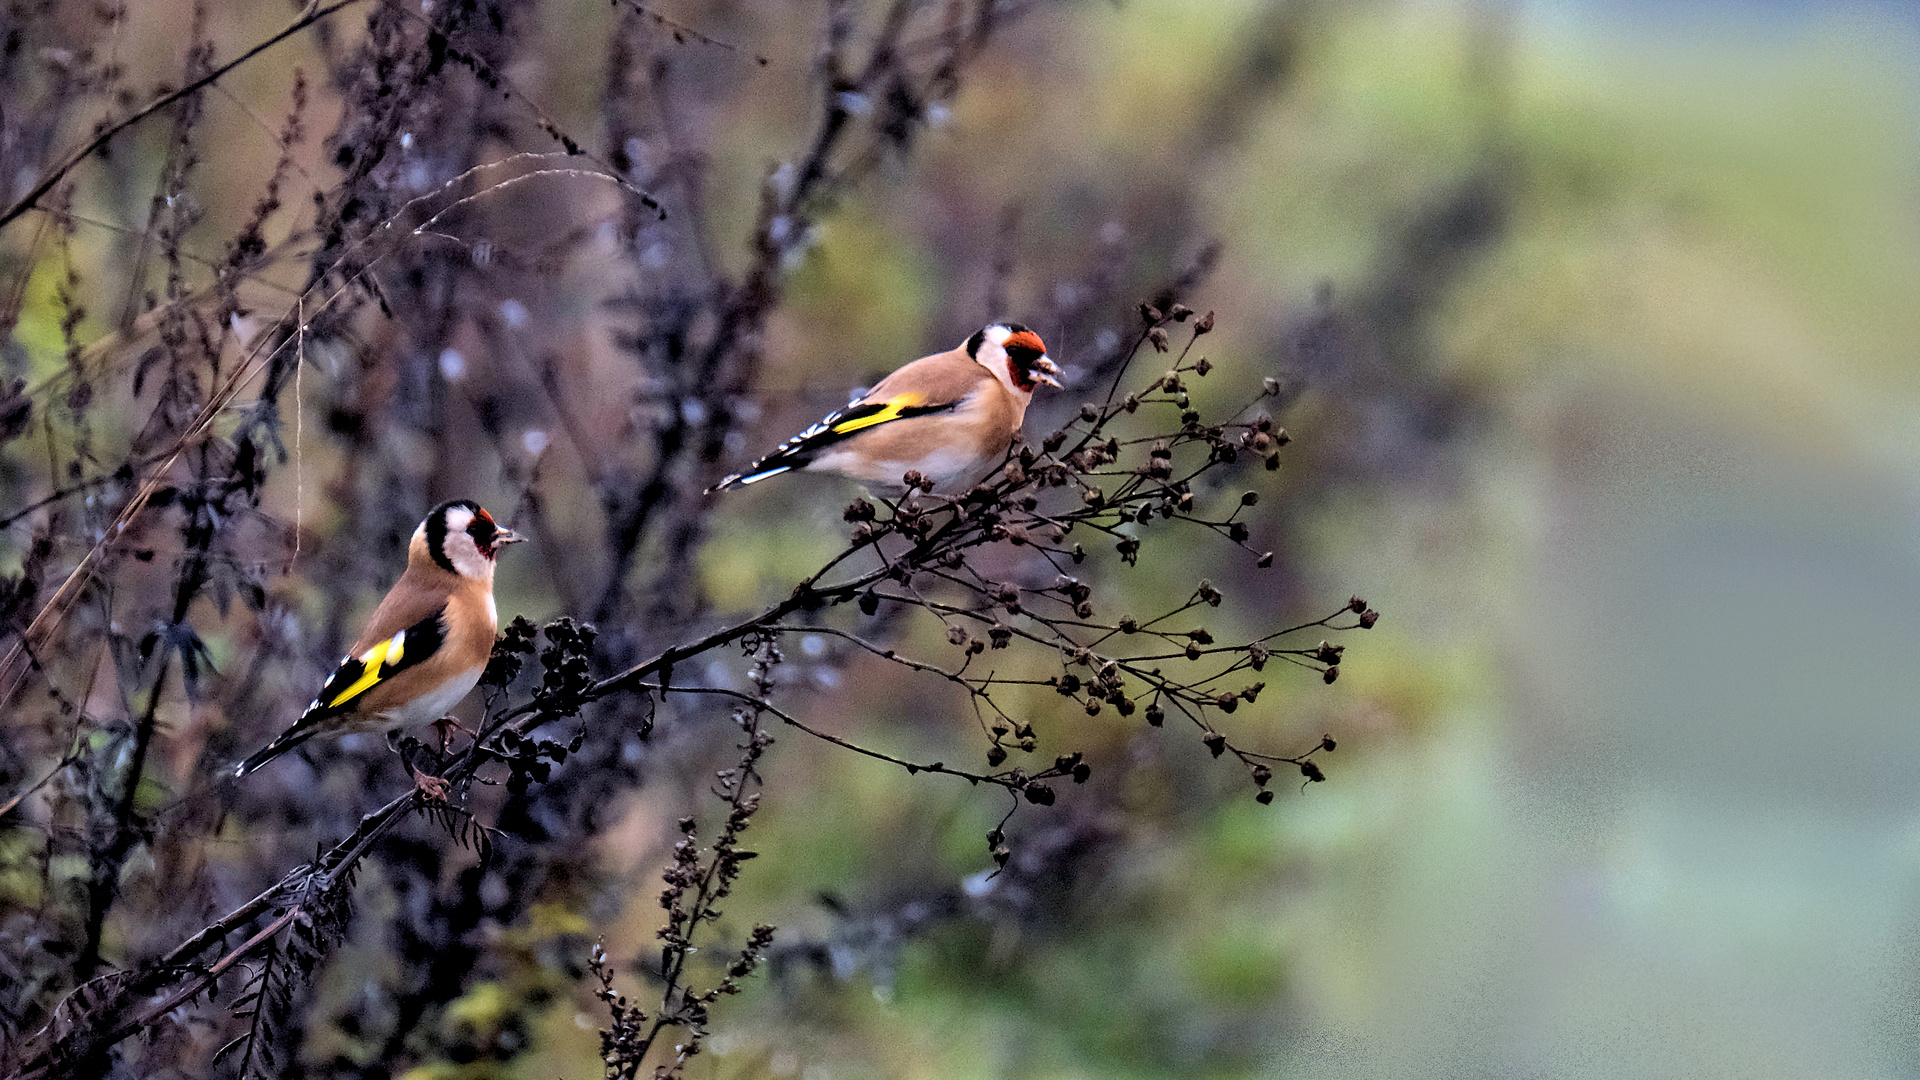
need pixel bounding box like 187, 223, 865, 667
446, 533, 491, 579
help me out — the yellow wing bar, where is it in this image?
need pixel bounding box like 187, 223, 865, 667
828, 392, 928, 436
326, 629, 406, 709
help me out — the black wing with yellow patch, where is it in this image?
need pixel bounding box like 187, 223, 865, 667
233, 605, 447, 776
709, 392, 957, 492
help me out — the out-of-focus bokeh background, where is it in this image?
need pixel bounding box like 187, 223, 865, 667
3, 0, 1918, 1076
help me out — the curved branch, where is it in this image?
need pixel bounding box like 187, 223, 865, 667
0, 0, 370, 234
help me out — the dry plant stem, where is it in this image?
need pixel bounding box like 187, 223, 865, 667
640, 683, 1058, 790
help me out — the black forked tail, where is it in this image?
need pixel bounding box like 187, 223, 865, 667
705, 463, 794, 495
233, 725, 317, 778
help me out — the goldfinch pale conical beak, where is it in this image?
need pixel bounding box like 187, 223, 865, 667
493, 528, 526, 547
1033, 355, 1062, 388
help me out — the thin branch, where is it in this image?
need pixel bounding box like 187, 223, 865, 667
0, 0, 370, 234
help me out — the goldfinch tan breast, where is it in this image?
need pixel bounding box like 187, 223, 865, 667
234, 500, 523, 779
708, 323, 1059, 496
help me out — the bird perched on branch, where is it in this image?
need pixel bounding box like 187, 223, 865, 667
708, 323, 1060, 497
234, 500, 523, 798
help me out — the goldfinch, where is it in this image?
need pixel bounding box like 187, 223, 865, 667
708, 323, 1060, 496
234, 500, 523, 785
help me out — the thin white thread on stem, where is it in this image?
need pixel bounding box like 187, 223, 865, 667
290, 298, 305, 573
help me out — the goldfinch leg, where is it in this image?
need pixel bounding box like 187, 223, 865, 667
430, 715, 473, 754
413, 770, 452, 803
389, 732, 453, 802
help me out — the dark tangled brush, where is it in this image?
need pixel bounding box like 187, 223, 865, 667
0, 0, 1398, 1074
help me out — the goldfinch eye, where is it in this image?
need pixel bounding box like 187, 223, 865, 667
1006, 345, 1042, 369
